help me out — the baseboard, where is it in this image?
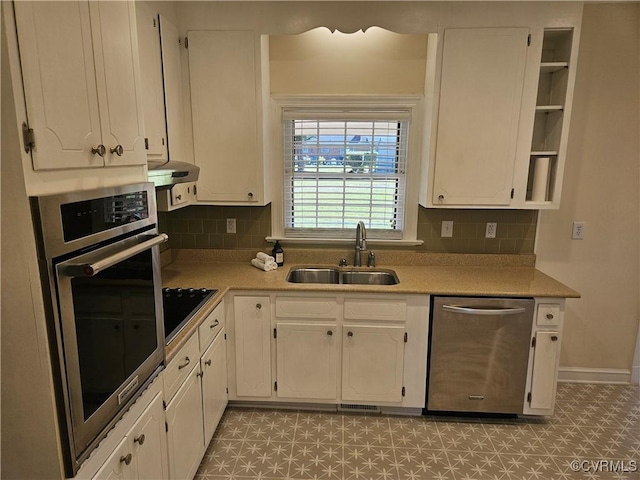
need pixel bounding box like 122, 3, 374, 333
632, 365, 640, 385
558, 367, 632, 384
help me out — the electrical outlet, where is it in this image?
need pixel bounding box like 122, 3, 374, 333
441, 220, 453, 238
572, 221, 585, 240
485, 222, 497, 239
226, 218, 237, 234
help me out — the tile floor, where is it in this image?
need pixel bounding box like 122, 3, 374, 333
196, 383, 640, 480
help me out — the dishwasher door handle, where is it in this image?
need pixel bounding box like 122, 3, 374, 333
442, 305, 526, 316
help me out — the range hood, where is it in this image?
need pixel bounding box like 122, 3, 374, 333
147, 160, 200, 188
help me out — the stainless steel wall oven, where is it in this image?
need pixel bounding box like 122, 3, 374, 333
30, 183, 167, 476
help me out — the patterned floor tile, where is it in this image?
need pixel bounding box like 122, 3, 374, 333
197, 383, 640, 480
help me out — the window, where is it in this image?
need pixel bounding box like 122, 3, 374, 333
283, 111, 409, 240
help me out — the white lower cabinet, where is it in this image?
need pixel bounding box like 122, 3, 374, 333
342, 325, 405, 403
93, 392, 169, 480
164, 301, 228, 480
166, 363, 205, 480
276, 322, 338, 400
523, 298, 565, 415
228, 293, 429, 409
233, 296, 272, 397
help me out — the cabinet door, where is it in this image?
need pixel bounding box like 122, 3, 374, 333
90, 1, 146, 167
342, 325, 405, 403
93, 437, 134, 480
529, 331, 560, 410
432, 28, 528, 206
276, 323, 338, 400
159, 15, 187, 163
13, 1, 104, 170
201, 331, 228, 443
130, 393, 169, 480
188, 30, 259, 203
166, 364, 205, 480
135, 3, 167, 161
233, 296, 271, 397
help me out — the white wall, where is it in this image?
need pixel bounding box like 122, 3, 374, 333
536, 3, 640, 381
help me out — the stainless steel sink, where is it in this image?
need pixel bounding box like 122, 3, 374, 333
340, 269, 399, 285
286, 267, 399, 285
285, 267, 340, 284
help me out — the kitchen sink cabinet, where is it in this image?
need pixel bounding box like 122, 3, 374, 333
188, 31, 270, 205
12, 1, 146, 171
342, 325, 406, 403
226, 292, 428, 410
275, 322, 339, 400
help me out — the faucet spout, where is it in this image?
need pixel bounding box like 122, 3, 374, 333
354, 221, 367, 266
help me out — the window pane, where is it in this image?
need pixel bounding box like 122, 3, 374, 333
284, 116, 408, 239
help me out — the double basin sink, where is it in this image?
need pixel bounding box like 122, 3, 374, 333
286, 266, 399, 285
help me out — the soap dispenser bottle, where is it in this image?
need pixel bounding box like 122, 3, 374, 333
272, 241, 284, 267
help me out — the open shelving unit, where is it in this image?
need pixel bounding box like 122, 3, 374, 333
526, 28, 573, 206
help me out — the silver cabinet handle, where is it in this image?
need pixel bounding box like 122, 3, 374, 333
120, 454, 132, 465
110, 145, 124, 156
442, 305, 526, 316
256, 303, 262, 310
178, 357, 191, 370
134, 434, 145, 445
92, 145, 106, 157
205, 359, 212, 366
63, 234, 168, 277
347, 331, 353, 337
210, 319, 219, 329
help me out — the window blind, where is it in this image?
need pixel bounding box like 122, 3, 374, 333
283, 115, 408, 239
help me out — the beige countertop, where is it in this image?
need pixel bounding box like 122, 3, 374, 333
161, 252, 580, 360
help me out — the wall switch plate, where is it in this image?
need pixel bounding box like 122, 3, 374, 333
441, 220, 453, 238
226, 218, 237, 234
485, 222, 497, 239
572, 221, 585, 239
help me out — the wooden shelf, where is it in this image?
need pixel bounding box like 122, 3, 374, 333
536, 105, 564, 112
540, 62, 568, 73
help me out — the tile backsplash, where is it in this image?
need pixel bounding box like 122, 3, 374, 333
158, 204, 536, 254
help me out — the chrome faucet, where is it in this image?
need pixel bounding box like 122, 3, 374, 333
354, 221, 367, 267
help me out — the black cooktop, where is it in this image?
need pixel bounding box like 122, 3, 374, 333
162, 287, 217, 344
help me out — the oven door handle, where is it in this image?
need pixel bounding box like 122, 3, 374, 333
442, 305, 526, 316
63, 233, 168, 277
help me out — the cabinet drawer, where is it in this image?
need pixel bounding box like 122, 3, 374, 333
164, 333, 200, 403
536, 304, 560, 326
199, 301, 225, 351
344, 299, 406, 322
276, 297, 337, 319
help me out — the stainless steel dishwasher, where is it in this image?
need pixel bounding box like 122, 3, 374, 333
427, 296, 534, 414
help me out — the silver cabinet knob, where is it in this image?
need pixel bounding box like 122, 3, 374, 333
196, 371, 204, 378
110, 145, 124, 156
327, 330, 333, 336
134, 434, 145, 445
256, 303, 262, 310
92, 145, 106, 157
120, 453, 132, 465
176, 194, 182, 201
438, 194, 445, 202
551, 335, 558, 341
546, 313, 554, 320
347, 331, 353, 337
177, 357, 191, 370
248, 192, 254, 199
205, 359, 212, 366
210, 319, 220, 329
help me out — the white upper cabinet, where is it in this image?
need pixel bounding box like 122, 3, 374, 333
14, 1, 145, 170
430, 28, 529, 206
188, 30, 269, 205
135, 3, 167, 162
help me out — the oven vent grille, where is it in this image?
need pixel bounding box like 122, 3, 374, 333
338, 404, 381, 413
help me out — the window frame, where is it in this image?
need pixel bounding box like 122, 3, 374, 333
269, 95, 424, 246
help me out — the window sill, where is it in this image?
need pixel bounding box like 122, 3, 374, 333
265, 236, 423, 247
